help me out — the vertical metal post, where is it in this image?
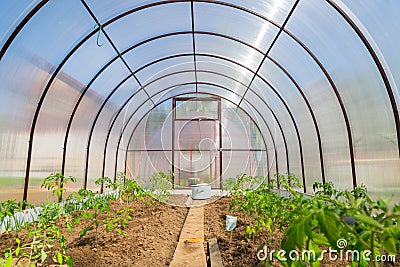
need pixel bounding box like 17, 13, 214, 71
218, 99, 222, 188
172, 99, 176, 188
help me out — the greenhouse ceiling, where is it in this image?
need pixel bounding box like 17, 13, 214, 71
0, 0, 399, 203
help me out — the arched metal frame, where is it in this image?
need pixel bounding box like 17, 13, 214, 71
79, 30, 326, 187
97, 53, 296, 185
121, 91, 274, 189
0, 0, 398, 200
106, 80, 280, 177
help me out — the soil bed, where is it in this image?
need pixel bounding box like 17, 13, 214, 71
204, 197, 399, 267
0, 197, 188, 267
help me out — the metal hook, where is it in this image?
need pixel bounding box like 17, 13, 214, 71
94, 24, 103, 47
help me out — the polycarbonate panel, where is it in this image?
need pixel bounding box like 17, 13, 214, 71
241, 92, 290, 176
144, 71, 196, 97
195, 34, 263, 74
338, 0, 400, 109
270, 32, 353, 190
115, 100, 155, 174
197, 84, 242, 104
86, 76, 141, 184
197, 71, 248, 96
106, 2, 191, 52
129, 101, 173, 151
61, 37, 117, 85
0, 1, 96, 202
196, 56, 254, 86
287, 0, 397, 191
194, 2, 279, 52
123, 33, 193, 72
174, 150, 220, 189
222, 151, 268, 180
135, 55, 193, 84
258, 59, 322, 185
126, 151, 172, 188
221, 102, 265, 150
85, 0, 157, 23
85, 60, 130, 98
223, 0, 296, 26
175, 99, 219, 120
71, 86, 148, 183
116, 90, 152, 130
152, 84, 196, 105
250, 74, 310, 181
239, 97, 286, 176
62, 59, 125, 189
0, 0, 39, 48
29, 57, 127, 193
175, 120, 220, 150
336, 0, 400, 198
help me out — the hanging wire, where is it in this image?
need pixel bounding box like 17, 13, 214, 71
94, 24, 103, 47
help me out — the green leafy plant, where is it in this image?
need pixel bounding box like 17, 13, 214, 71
148, 170, 174, 203
276, 184, 400, 267
41, 172, 76, 201
0, 199, 32, 236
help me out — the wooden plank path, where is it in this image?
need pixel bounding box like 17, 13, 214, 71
208, 238, 223, 267
169, 205, 207, 267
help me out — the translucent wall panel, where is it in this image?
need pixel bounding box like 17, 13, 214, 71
287, 0, 398, 192
123, 33, 193, 72
127, 151, 172, 188
135, 55, 193, 84
194, 2, 278, 52
0, 0, 39, 48
87, 87, 149, 182
129, 101, 173, 151
87, 76, 140, 185
196, 55, 253, 87
63, 60, 126, 190
240, 97, 286, 177
339, 0, 400, 109
0, 1, 96, 203
144, 72, 196, 97
222, 151, 268, 180
175, 120, 219, 150
270, 32, 352, 190
336, 0, 400, 198
247, 81, 300, 178
176, 99, 219, 120
197, 84, 242, 104
222, 103, 265, 150
223, 0, 296, 26
106, 2, 191, 52
258, 59, 322, 188
197, 71, 248, 96
85, 0, 159, 23
195, 34, 263, 78
152, 84, 196, 106
175, 150, 219, 188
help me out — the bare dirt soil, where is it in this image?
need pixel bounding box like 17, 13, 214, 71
204, 197, 399, 267
1, 196, 398, 266
0, 197, 188, 267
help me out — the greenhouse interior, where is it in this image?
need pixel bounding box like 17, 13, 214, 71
0, 0, 399, 266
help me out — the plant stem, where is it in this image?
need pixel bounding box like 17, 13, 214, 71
371, 231, 377, 267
